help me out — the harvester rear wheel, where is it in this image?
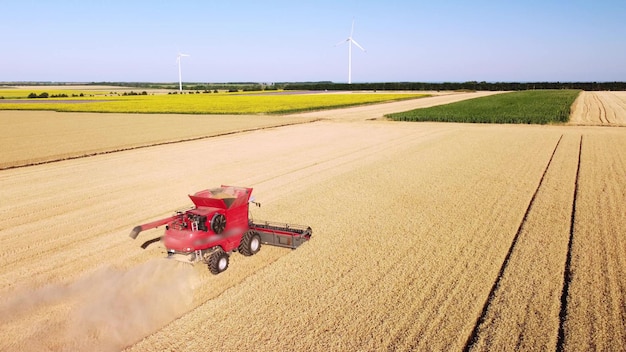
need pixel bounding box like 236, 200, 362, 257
239, 230, 261, 256
208, 249, 229, 275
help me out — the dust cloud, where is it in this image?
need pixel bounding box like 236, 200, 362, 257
0, 258, 199, 351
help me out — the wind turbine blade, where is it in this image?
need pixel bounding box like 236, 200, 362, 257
335, 39, 349, 46
350, 18, 355, 37
351, 39, 366, 52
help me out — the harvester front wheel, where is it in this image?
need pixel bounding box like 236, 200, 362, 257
208, 249, 229, 275
239, 230, 261, 256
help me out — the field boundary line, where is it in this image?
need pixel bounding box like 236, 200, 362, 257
556, 134, 583, 351
0, 119, 321, 171
462, 134, 564, 352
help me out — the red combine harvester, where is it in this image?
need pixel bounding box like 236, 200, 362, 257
129, 185, 312, 274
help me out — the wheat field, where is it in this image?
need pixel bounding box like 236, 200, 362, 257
0, 91, 624, 351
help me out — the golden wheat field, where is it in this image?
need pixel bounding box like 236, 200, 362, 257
0, 91, 624, 351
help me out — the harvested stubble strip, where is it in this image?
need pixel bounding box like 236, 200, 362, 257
0, 111, 316, 169
468, 133, 581, 351
128, 126, 564, 351
569, 91, 626, 126
563, 131, 626, 351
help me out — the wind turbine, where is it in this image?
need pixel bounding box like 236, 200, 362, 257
335, 19, 366, 84
176, 53, 189, 92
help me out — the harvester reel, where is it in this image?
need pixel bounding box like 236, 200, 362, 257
211, 213, 226, 234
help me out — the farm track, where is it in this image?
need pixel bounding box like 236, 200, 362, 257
0, 91, 625, 351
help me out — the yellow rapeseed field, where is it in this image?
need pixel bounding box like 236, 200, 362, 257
0, 90, 426, 114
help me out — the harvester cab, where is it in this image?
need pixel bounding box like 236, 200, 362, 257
129, 185, 312, 274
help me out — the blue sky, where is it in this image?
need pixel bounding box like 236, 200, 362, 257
2, 0, 625, 83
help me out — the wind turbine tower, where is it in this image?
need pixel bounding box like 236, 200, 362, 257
176, 53, 189, 92
336, 19, 366, 84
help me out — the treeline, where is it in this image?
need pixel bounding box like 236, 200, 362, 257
103, 81, 625, 92
27, 92, 82, 98
10, 81, 624, 92
281, 81, 626, 91
89, 82, 279, 92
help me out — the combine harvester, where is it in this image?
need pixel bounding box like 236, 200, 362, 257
130, 185, 312, 274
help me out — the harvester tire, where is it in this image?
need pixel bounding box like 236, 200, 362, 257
208, 249, 229, 275
239, 230, 261, 256
211, 213, 226, 234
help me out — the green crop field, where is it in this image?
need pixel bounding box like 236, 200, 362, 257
386, 90, 581, 124
0, 90, 427, 114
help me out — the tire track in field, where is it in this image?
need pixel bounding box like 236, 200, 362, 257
556, 135, 583, 351
463, 134, 564, 351
593, 93, 608, 124
562, 133, 626, 350
569, 92, 626, 126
